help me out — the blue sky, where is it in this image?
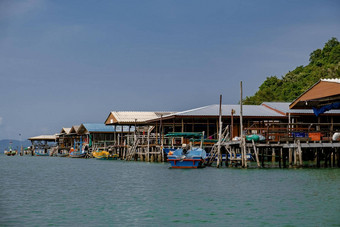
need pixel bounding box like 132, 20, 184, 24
0, 0, 339, 140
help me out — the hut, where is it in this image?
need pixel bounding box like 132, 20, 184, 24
76, 123, 132, 150
28, 134, 58, 156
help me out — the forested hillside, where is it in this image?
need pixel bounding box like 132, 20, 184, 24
244, 37, 340, 104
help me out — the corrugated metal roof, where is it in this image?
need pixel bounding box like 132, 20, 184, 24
110, 111, 174, 123
321, 78, 340, 84
28, 135, 58, 141
262, 102, 340, 114
164, 104, 285, 117
82, 123, 134, 132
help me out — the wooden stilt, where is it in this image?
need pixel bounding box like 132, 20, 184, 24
279, 148, 282, 168
261, 148, 264, 168
317, 148, 321, 168
297, 140, 303, 167
243, 138, 247, 168
283, 149, 287, 168
251, 140, 260, 167
272, 148, 276, 167
289, 148, 293, 168
337, 148, 340, 168
293, 147, 297, 167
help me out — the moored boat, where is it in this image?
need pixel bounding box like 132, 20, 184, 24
4, 149, 17, 156
4, 141, 17, 156
92, 150, 118, 160
69, 148, 86, 158
167, 147, 206, 169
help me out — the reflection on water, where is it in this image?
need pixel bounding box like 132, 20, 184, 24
1, 156, 339, 226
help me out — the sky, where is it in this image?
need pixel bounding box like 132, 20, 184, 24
0, 0, 340, 140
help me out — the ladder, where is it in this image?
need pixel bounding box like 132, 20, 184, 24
126, 138, 140, 161
206, 126, 230, 166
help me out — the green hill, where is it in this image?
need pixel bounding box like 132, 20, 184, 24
244, 37, 340, 105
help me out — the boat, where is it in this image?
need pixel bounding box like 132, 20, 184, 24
69, 147, 86, 158
92, 150, 118, 160
4, 141, 17, 156
165, 132, 207, 168
34, 149, 50, 156
167, 147, 207, 168
56, 149, 69, 157
4, 149, 17, 156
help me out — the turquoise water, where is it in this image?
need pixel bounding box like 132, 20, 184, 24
1, 156, 340, 226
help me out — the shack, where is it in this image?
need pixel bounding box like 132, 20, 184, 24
28, 134, 58, 156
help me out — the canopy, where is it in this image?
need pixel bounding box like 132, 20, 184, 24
165, 132, 203, 138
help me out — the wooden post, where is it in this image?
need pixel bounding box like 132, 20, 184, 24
207, 119, 209, 138
261, 148, 264, 168
240, 81, 246, 167
146, 127, 150, 162
217, 94, 222, 168
225, 146, 229, 167
279, 148, 282, 168
160, 115, 164, 162
283, 149, 286, 168
317, 148, 321, 168
289, 148, 293, 168
231, 109, 234, 139
181, 118, 184, 144
297, 140, 303, 167
293, 146, 297, 167
272, 148, 276, 167
252, 140, 260, 168
337, 148, 340, 168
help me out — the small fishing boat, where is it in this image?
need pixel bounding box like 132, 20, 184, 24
167, 147, 207, 168
92, 150, 118, 160
34, 149, 50, 156
56, 149, 69, 157
4, 149, 17, 156
69, 148, 86, 158
4, 141, 17, 156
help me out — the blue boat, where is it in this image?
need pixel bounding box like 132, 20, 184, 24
167, 148, 207, 169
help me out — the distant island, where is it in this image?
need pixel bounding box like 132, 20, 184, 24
244, 37, 340, 104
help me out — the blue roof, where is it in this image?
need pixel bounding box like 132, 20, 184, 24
82, 124, 134, 132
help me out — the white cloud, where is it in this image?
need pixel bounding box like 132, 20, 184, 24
0, 117, 2, 125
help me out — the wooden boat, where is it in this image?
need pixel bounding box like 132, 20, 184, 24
56, 149, 69, 157
4, 149, 17, 156
92, 150, 118, 160
69, 148, 86, 158
4, 142, 17, 156
34, 149, 50, 156
167, 148, 206, 169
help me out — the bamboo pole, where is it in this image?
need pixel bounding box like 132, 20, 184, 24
217, 95, 222, 168
240, 81, 246, 168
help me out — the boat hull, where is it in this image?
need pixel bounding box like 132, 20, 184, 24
35, 153, 50, 156
167, 158, 205, 168
69, 154, 86, 158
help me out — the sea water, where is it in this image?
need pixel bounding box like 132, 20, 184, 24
0, 155, 339, 226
